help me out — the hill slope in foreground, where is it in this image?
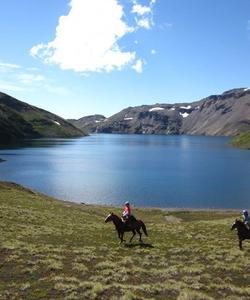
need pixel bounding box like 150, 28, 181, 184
0, 182, 249, 299
0, 92, 85, 142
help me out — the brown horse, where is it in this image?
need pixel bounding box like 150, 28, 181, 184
105, 213, 148, 243
231, 219, 250, 250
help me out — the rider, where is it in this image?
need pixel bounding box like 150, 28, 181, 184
242, 209, 250, 230
122, 201, 131, 223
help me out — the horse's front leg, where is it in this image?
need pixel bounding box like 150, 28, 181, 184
239, 239, 243, 250
129, 230, 136, 243
120, 232, 125, 243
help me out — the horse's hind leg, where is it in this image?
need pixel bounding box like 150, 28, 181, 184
130, 230, 136, 243
136, 229, 142, 243
120, 232, 126, 243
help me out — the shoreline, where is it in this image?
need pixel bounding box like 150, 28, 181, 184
0, 181, 242, 212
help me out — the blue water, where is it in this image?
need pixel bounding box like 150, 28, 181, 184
0, 134, 250, 208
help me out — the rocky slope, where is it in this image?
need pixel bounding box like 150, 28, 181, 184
0, 92, 86, 142
72, 88, 250, 136
95, 104, 197, 135
181, 88, 250, 136
69, 114, 106, 134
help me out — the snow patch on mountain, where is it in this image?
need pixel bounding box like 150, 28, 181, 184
180, 105, 192, 110
149, 107, 164, 112
179, 112, 189, 118
53, 120, 61, 126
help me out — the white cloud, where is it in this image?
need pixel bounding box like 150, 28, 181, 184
0, 60, 69, 96
30, 43, 52, 61
137, 18, 151, 29
132, 59, 143, 73
17, 73, 68, 95
43, 83, 69, 96
18, 74, 45, 84
0, 62, 21, 72
0, 81, 25, 92
132, 0, 156, 30
132, 4, 151, 16
31, 0, 138, 73
159, 22, 173, 30
31, 0, 157, 73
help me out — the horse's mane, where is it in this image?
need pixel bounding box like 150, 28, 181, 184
111, 213, 120, 219
110, 213, 123, 223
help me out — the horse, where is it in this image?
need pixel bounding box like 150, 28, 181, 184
105, 212, 148, 243
231, 219, 250, 250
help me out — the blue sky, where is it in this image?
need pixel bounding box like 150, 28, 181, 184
0, 0, 250, 118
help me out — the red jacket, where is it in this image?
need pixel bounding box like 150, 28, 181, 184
122, 205, 131, 217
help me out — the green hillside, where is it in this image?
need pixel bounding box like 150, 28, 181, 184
231, 130, 250, 149
0, 182, 249, 299
0, 103, 38, 141
0, 92, 86, 142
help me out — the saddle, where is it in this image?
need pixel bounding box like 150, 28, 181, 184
122, 215, 137, 228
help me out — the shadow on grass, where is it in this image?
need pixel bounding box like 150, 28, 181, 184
124, 243, 154, 248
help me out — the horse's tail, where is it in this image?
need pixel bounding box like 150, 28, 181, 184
139, 220, 148, 236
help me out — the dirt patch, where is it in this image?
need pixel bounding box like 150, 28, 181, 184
165, 215, 182, 223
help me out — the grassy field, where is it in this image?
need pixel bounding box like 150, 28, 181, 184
231, 130, 250, 149
0, 182, 249, 300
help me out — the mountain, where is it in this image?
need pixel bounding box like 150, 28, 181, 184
73, 88, 250, 136
69, 105, 202, 134
181, 88, 250, 136
0, 92, 86, 142
69, 114, 106, 133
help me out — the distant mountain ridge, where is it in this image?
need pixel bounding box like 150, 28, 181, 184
69, 114, 106, 134
0, 92, 86, 142
70, 88, 250, 137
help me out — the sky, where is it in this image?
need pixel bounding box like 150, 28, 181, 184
0, 0, 250, 119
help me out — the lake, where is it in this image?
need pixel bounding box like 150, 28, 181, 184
0, 134, 250, 208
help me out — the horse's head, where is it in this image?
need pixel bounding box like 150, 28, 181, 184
105, 212, 114, 223
231, 219, 242, 230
